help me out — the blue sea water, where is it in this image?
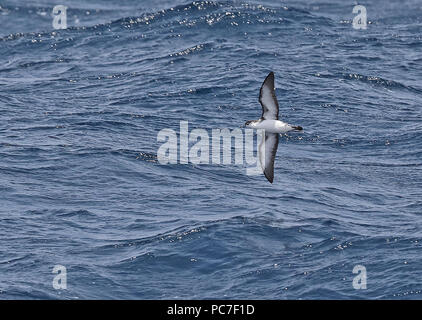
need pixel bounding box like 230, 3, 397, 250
0, 0, 421, 299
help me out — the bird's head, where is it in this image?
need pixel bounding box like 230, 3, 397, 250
244, 120, 256, 128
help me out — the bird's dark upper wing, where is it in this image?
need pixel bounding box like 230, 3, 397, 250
259, 132, 279, 183
259, 72, 279, 120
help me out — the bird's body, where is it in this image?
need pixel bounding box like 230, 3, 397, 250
245, 119, 298, 134
244, 72, 303, 183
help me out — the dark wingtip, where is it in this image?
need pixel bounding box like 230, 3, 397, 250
264, 71, 274, 81
264, 172, 274, 184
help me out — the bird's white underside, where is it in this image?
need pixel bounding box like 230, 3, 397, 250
246, 119, 293, 133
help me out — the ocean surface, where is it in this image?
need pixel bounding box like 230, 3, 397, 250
0, 0, 421, 299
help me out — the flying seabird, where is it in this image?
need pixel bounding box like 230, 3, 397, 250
245, 72, 303, 183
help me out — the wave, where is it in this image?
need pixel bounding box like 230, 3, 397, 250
0, 1, 329, 43
315, 71, 422, 95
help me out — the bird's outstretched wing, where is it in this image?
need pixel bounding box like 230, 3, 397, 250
259, 72, 279, 120
259, 132, 279, 183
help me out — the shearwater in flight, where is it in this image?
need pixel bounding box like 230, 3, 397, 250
245, 72, 303, 183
